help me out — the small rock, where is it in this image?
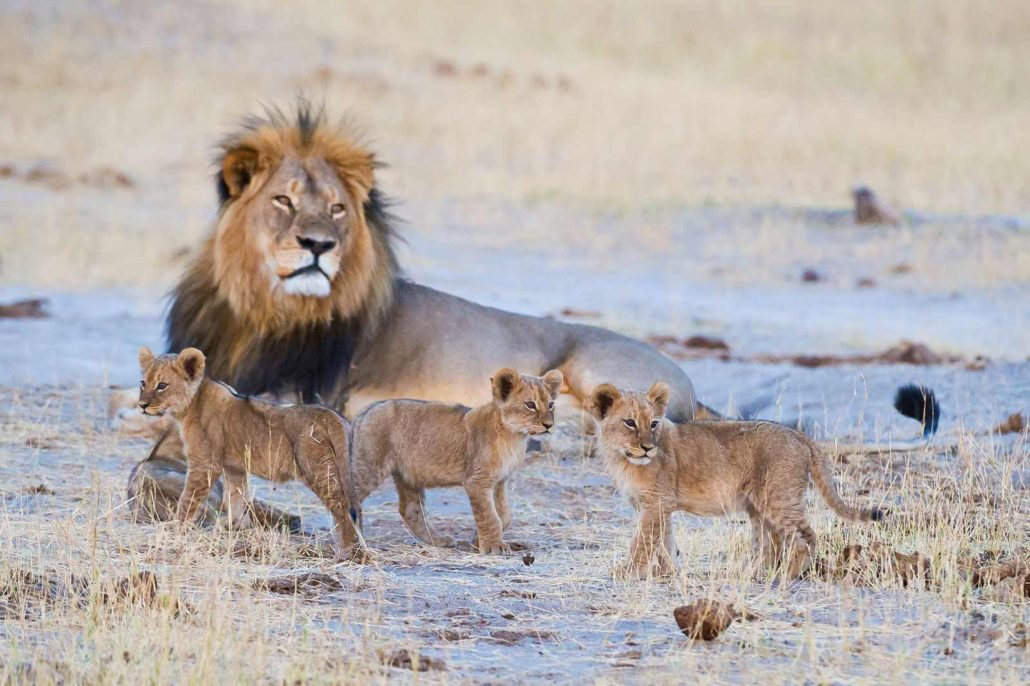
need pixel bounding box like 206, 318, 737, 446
853, 186, 900, 226
22, 483, 55, 495
683, 335, 730, 351
380, 648, 445, 671
801, 268, 823, 283
856, 277, 877, 289
673, 600, 740, 641
522, 552, 535, 566
433, 60, 457, 77
995, 413, 1026, 435
0, 298, 48, 318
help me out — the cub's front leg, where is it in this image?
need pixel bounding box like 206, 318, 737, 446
617, 507, 675, 580
177, 463, 221, 524
465, 480, 509, 555
221, 468, 253, 529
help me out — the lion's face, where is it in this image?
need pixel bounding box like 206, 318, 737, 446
587, 382, 670, 465
492, 368, 563, 436
137, 347, 206, 418
249, 156, 352, 298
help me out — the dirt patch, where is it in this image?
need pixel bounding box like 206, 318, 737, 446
252, 571, 344, 597
488, 628, 557, 645
380, 648, 446, 672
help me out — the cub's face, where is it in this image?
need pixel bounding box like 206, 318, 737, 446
587, 382, 670, 465
137, 347, 206, 418
491, 368, 564, 436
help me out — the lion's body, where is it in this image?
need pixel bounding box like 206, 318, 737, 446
137, 348, 361, 557
349, 369, 562, 554
587, 383, 884, 579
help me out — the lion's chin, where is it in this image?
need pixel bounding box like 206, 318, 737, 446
281, 271, 332, 298
625, 455, 652, 466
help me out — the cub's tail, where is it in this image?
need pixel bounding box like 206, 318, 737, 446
806, 438, 887, 523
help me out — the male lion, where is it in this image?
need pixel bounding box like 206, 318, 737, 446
137, 346, 361, 559
349, 368, 562, 554
587, 382, 885, 580
125, 102, 712, 522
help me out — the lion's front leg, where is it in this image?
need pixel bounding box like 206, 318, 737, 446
617, 507, 674, 580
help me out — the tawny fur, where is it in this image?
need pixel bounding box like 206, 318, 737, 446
587, 382, 884, 580
350, 368, 563, 554
136, 346, 361, 558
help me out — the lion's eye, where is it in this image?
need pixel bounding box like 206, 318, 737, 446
650, 420, 659, 430
525, 401, 536, 410
624, 419, 636, 429
273, 195, 293, 210
548, 401, 555, 411
156, 382, 168, 392
330, 203, 346, 216
140, 380, 145, 389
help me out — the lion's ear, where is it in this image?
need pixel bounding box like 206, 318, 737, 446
219, 146, 260, 201
587, 384, 621, 420
138, 346, 155, 371
647, 381, 670, 417
542, 369, 564, 398
492, 368, 521, 402
177, 348, 207, 382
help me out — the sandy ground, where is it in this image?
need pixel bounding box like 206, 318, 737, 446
2, 0, 1029, 682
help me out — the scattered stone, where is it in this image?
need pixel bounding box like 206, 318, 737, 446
79, 167, 134, 189
558, 307, 601, 319
994, 413, 1026, 435
683, 335, 730, 351
801, 268, 823, 283
853, 186, 900, 226
380, 648, 445, 671
0, 298, 48, 318
856, 277, 877, 289
434, 628, 469, 641
433, 60, 457, 77
867, 542, 932, 588
22, 483, 55, 495
888, 262, 915, 275
470, 63, 490, 78
522, 552, 535, 566
253, 571, 343, 597
24, 165, 71, 190
965, 356, 990, 371
969, 558, 1029, 587
755, 340, 955, 368
0, 164, 14, 178
488, 629, 556, 645
673, 600, 741, 641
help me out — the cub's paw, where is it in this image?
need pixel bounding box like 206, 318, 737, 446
475, 540, 512, 556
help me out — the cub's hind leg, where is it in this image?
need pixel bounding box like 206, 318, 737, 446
758, 501, 816, 579
295, 440, 363, 558
395, 478, 455, 548
745, 499, 781, 570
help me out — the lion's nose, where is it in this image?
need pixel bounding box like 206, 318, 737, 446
297, 235, 336, 256
641, 444, 655, 454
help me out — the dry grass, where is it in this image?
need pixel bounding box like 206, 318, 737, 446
1, 384, 1028, 683
0, 1, 1028, 289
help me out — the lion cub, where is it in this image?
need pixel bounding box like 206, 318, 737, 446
588, 382, 885, 579
350, 368, 563, 554
136, 347, 361, 558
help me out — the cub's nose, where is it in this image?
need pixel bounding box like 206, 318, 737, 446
542, 421, 554, 431
138, 401, 150, 412
297, 235, 337, 256
641, 444, 655, 455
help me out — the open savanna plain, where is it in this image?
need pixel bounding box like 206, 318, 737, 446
1, 0, 1028, 683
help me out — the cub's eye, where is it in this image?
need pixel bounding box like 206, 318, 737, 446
548, 401, 555, 410
156, 382, 168, 392
623, 419, 636, 429
524, 401, 537, 410
650, 420, 659, 430
273, 195, 293, 210
330, 203, 346, 216
139, 380, 145, 389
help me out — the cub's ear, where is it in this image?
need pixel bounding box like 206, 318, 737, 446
587, 384, 621, 420
218, 145, 260, 201
491, 368, 521, 402
138, 346, 155, 371
647, 381, 671, 417
177, 348, 207, 382
542, 369, 564, 398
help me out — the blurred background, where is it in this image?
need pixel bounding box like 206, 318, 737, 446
0, 1, 1027, 390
